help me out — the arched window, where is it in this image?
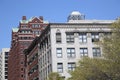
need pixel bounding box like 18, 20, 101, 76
56, 32, 61, 43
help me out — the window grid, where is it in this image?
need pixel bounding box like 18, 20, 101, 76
93, 48, 101, 57
80, 48, 88, 57
56, 33, 61, 43
79, 33, 87, 43
56, 48, 62, 58
67, 48, 75, 58
68, 62, 76, 71
57, 63, 63, 73
92, 33, 99, 42
66, 33, 74, 43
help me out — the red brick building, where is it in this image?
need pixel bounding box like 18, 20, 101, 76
8, 16, 48, 80
24, 37, 39, 80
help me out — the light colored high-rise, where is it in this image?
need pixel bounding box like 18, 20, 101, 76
0, 48, 10, 80
38, 11, 115, 80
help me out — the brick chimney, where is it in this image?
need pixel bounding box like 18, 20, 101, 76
22, 16, 27, 20
39, 16, 43, 21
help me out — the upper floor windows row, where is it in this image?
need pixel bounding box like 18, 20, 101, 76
56, 47, 101, 58
56, 32, 101, 43
19, 37, 33, 40
19, 30, 41, 35
33, 31, 41, 35
21, 26, 27, 28
20, 30, 31, 34
21, 24, 41, 28
32, 24, 40, 28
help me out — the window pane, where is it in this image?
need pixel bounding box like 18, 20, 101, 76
66, 33, 74, 43
57, 63, 63, 73
56, 33, 61, 43
80, 48, 88, 57
56, 48, 62, 58
92, 33, 99, 42
84, 49, 87, 53
67, 48, 75, 57
92, 48, 101, 57
79, 33, 87, 43
68, 63, 76, 71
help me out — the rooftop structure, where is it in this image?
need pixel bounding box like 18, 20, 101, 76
67, 11, 85, 21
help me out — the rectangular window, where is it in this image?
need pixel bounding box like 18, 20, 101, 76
68, 62, 76, 71
57, 63, 63, 73
5, 68, 8, 71
91, 33, 99, 42
5, 72, 8, 75
22, 26, 27, 28
92, 48, 101, 57
32, 24, 40, 28
5, 76, 8, 79
67, 48, 75, 58
5, 52, 9, 55
80, 48, 88, 57
56, 48, 62, 58
5, 64, 8, 67
33, 31, 40, 35
79, 33, 87, 43
56, 33, 61, 43
66, 33, 74, 43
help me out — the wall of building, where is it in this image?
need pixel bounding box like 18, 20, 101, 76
0, 48, 10, 80
26, 44, 39, 80
36, 22, 113, 80
50, 23, 112, 79
8, 16, 48, 80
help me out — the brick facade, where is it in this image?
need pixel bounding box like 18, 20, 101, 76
8, 16, 48, 80
24, 37, 39, 80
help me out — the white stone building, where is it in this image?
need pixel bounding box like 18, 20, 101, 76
37, 11, 115, 80
0, 48, 10, 80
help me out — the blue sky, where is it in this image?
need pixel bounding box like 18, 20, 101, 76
0, 0, 120, 50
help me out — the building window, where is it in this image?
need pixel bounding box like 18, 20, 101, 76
66, 33, 74, 43
67, 48, 75, 58
22, 26, 27, 28
21, 68, 24, 71
56, 48, 62, 58
33, 31, 40, 35
5, 64, 8, 67
21, 62, 24, 64
5, 60, 8, 63
21, 74, 24, 78
32, 24, 40, 28
5, 68, 8, 71
91, 33, 99, 42
92, 48, 101, 57
57, 63, 63, 73
20, 30, 31, 34
5, 76, 8, 79
79, 33, 87, 43
5, 72, 8, 75
68, 62, 76, 71
80, 48, 88, 57
5, 52, 8, 59
5, 52, 9, 55
56, 33, 61, 43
